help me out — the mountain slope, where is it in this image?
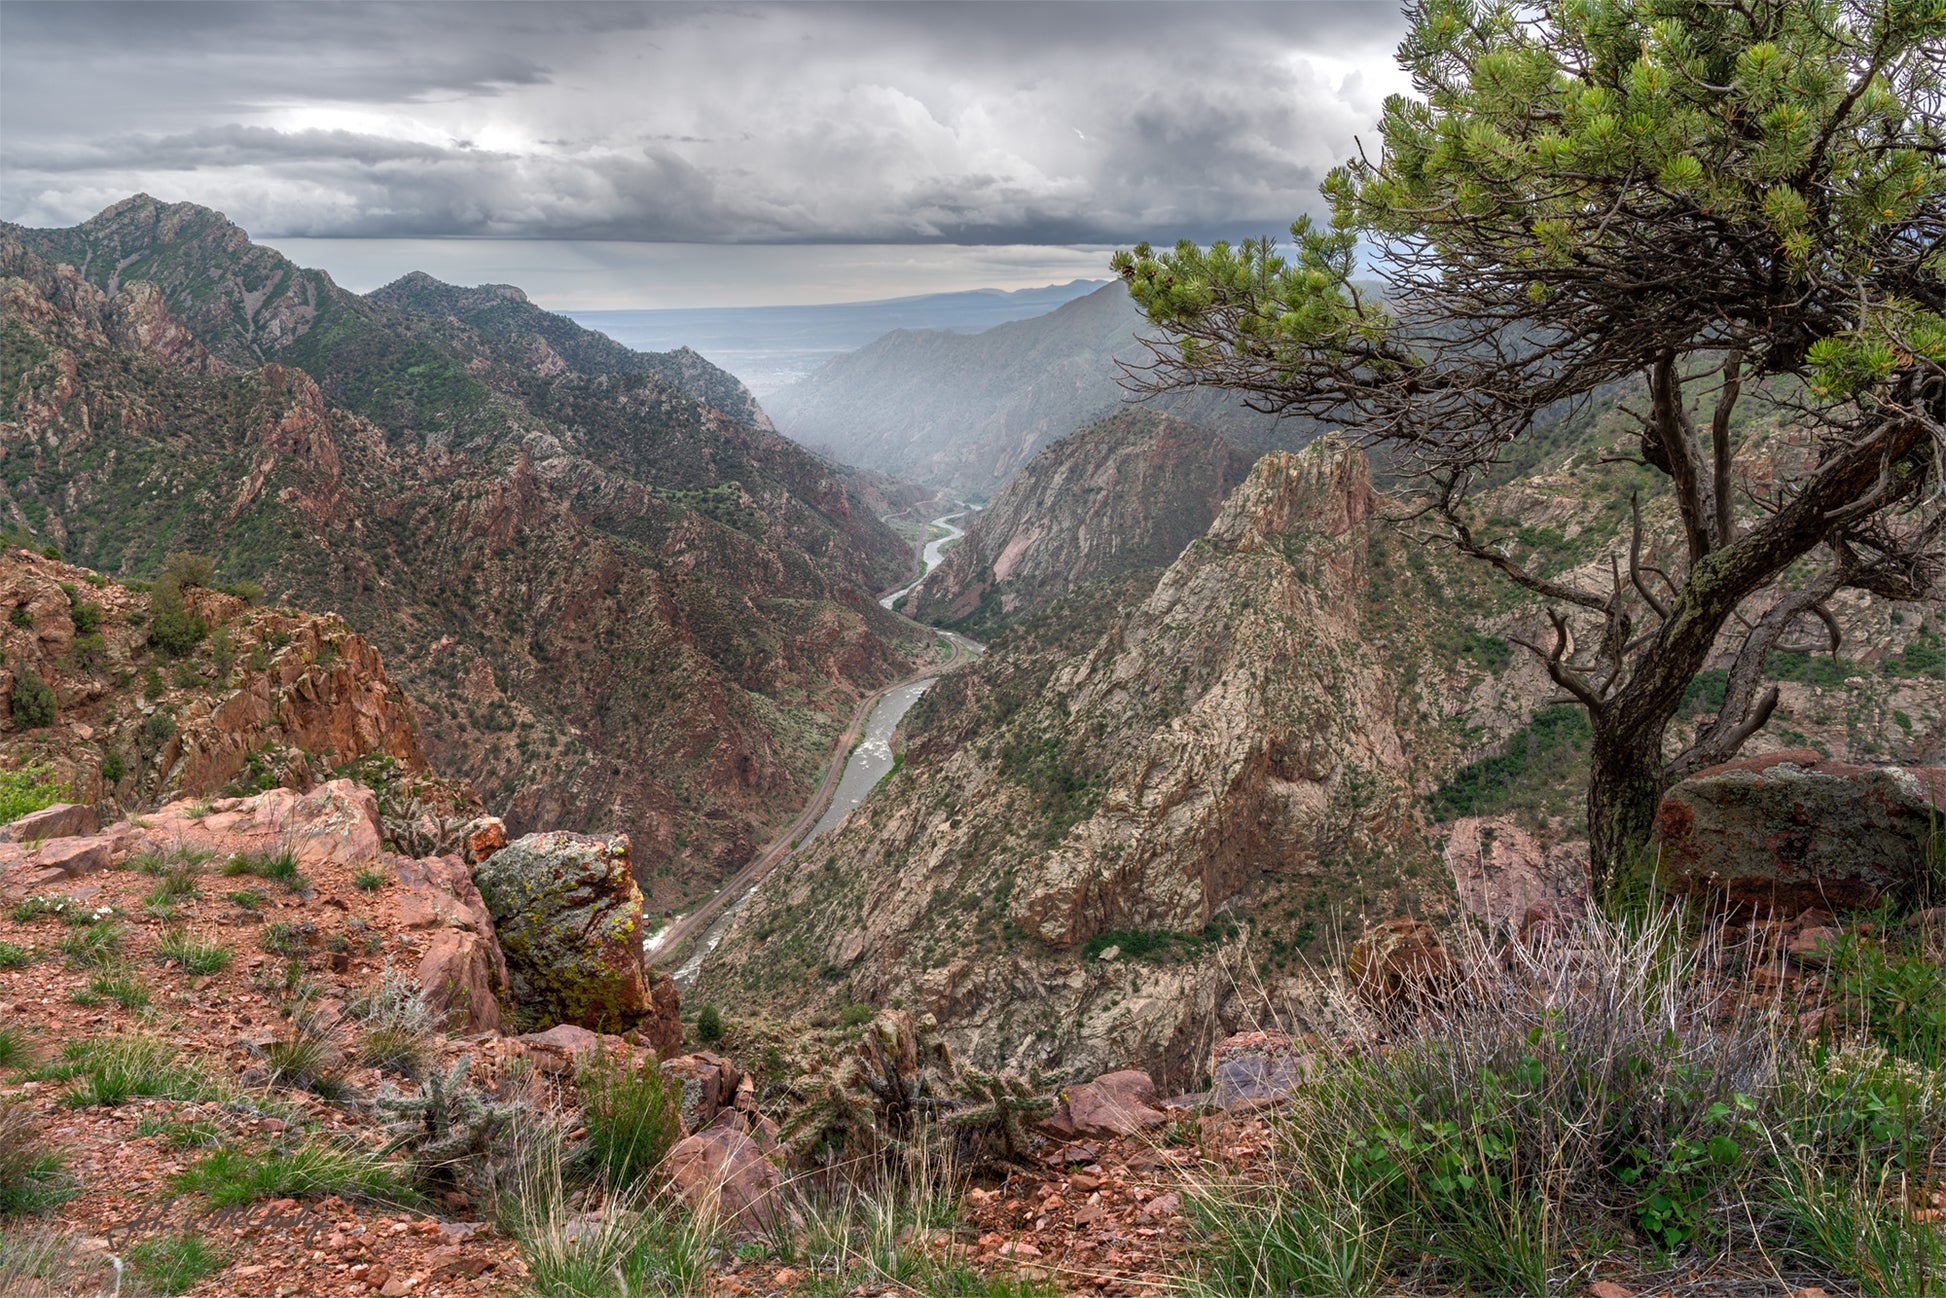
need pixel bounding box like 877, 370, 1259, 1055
765, 282, 1313, 492
904, 409, 1255, 636
699, 439, 1458, 1083
0, 197, 925, 903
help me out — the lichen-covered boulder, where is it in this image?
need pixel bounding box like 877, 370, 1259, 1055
472, 831, 651, 1032
1657, 749, 1946, 913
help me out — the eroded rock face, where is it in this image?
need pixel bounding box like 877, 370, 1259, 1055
906, 410, 1254, 633
666, 1122, 784, 1236
0, 549, 437, 817
392, 853, 508, 1032
1443, 817, 1587, 936
1657, 749, 1946, 912
703, 438, 1453, 1084
473, 831, 651, 1033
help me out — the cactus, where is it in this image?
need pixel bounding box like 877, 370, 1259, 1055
377, 1058, 522, 1200
947, 1066, 1056, 1172
779, 1009, 957, 1168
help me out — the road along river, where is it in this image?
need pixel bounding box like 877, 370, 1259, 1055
649, 509, 983, 986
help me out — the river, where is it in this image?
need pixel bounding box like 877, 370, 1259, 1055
664, 510, 983, 986
879, 509, 970, 609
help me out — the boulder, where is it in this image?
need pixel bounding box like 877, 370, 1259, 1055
1347, 917, 1452, 1010
390, 853, 509, 1032
0, 802, 98, 844
25, 835, 112, 880
665, 1124, 783, 1235
1208, 1030, 1313, 1111
1656, 750, 1946, 913
472, 831, 651, 1033
1044, 1070, 1166, 1140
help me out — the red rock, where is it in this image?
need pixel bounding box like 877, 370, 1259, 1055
665, 1124, 783, 1235
0, 802, 98, 843
1347, 916, 1452, 1009
418, 930, 502, 1032
31, 835, 112, 879
1057, 1070, 1166, 1139
460, 816, 507, 865
1584, 1282, 1632, 1298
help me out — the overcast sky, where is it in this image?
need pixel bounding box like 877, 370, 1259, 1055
0, 1, 1409, 307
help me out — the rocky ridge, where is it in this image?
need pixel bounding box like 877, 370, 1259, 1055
0, 547, 458, 821
765, 282, 1316, 492
903, 409, 1255, 636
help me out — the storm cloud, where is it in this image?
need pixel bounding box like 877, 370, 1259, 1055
0, 1, 1410, 247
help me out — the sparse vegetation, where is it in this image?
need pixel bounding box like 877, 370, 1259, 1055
155, 928, 234, 976
124, 1233, 226, 1296
577, 1047, 682, 1191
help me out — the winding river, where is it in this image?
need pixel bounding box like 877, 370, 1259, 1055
664, 509, 981, 986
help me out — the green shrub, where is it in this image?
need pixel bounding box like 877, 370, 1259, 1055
84, 972, 149, 1011
0, 764, 65, 826
124, 1233, 225, 1296
354, 868, 390, 892
0, 1026, 35, 1071
696, 1004, 725, 1043
0, 944, 31, 971
8, 669, 55, 729
838, 1004, 874, 1029
223, 849, 306, 890
67, 602, 100, 635
174, 1140, 417, 1209
1826, 934, 1946, 1068
100, 750, 126, 783
143, 709, 177, 744
262, 921, 314, 956
149, 598, 205, 658
58, 1036, 222, 1107
578, 1048, 682, 1190
58, 923, 123, 968
210, 625, 235, 681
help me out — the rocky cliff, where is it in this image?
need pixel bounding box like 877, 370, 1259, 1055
699, 439, 1457, 1084
903, 410, 1255, 636
0, 547, 449, 818
765, 283, 1315, 493
0, 196, 927, 903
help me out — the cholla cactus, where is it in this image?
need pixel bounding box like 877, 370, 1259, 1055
780, 1010, 958, 1168
377, 1058, 521, 1200
947, 1066, 1056, 1172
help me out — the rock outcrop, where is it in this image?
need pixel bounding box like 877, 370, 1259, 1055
1656, 749, 1946, 912
905, 409, 1255, 635
0, 550, 436, 816
472, 831, 653, 1033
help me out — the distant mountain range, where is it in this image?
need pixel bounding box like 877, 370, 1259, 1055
763, 282, 1318, 494
567, 280, 1109, 397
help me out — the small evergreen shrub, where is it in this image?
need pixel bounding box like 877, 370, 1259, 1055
8, 669, 55, 728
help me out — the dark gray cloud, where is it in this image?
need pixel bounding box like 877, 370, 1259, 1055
1, 1, 1410, 246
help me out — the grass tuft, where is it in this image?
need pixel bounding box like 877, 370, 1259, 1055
174, 1140, 418, 1209
124, 1233, 226, 1295
155, 928, 234, 976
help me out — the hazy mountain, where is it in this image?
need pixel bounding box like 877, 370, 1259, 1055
567, 280, 1110, 398
764, 282, 1316, 493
